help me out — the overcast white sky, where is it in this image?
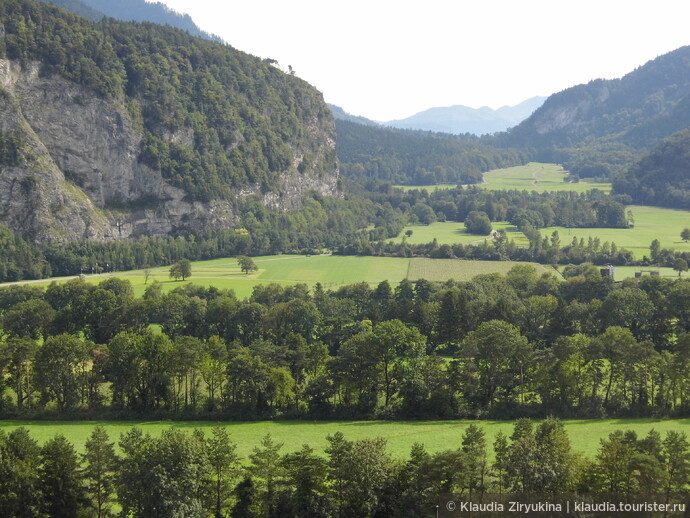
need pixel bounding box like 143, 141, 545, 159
155, 0, 690, 121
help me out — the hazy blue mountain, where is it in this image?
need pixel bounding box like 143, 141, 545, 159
40, 0, 221, 41
328, 104, 380, 126
38, 0, 103, 20
383, 97, 546, 135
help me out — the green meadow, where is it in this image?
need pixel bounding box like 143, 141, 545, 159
1, 419, 688, 460
97, 255, 411, 298
541, 204, 690, 260
394, 162, 612, 194
5, 255, 550, 298
481, 162, 612, 193
391, 221, 528, 246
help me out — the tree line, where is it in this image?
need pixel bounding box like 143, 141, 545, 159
0, 192, 403, 282
3, 265, 690, 418
0, 180, 644, 283
365, 184, 631, 229
1, 419, 689, 517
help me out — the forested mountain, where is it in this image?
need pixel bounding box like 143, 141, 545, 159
498, 46, 690, 178
336, 119, 528, 185
40, 0, 221, 41
0, 0, 338, 243
385, 96, 546, 136
614, 129, 690, 208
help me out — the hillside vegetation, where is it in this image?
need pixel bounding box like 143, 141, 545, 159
336, 119, 527, 185
1, 0, 335, 201
497, 46, 690, 180
614, 129, 690, 208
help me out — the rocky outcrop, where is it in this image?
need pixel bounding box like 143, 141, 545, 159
0, 59, 339, 243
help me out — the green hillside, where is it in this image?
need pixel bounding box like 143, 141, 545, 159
614, 129, 690, 208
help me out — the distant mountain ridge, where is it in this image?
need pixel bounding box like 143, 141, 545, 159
502, 46, 690, 150
40, 0, 221, 41
383, 97, 547, 135
327, 104, 379, 127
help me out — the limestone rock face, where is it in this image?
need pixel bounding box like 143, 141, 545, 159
0, 59, 339, 243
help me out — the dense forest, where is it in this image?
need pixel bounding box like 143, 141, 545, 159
336, 120, 528, 185
3, 266, 690, 419
1, 420, 689, 517
613, 130, 690, 209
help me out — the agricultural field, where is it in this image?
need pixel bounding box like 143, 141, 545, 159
394, 162, 612, 194
542, 204, 690, 260
98, 255, 411, 298
393, 208, 690, 261
1, 419, 688, 460
1, 254, 554, 299
391, 221, 528, 246
481, 162, 612, 193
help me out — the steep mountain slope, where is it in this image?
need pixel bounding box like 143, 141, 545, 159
0, 0, 338, 243
385, 97, 546, 136
499, 46, 690, 155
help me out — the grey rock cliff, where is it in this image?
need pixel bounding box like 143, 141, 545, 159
0, 59, 339, 243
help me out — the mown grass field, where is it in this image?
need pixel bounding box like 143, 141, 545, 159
2, 419, 688, 460
103, 255, 411, 298
394, 162, 612, 194
4, 255, 552, 298
481, 162, 612, 193
541, 205, 690, 260
391, 221, 528, 246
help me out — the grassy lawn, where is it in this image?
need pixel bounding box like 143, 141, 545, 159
2, 419, 688, 460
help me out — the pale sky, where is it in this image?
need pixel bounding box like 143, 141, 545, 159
155, 0, 690, 121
